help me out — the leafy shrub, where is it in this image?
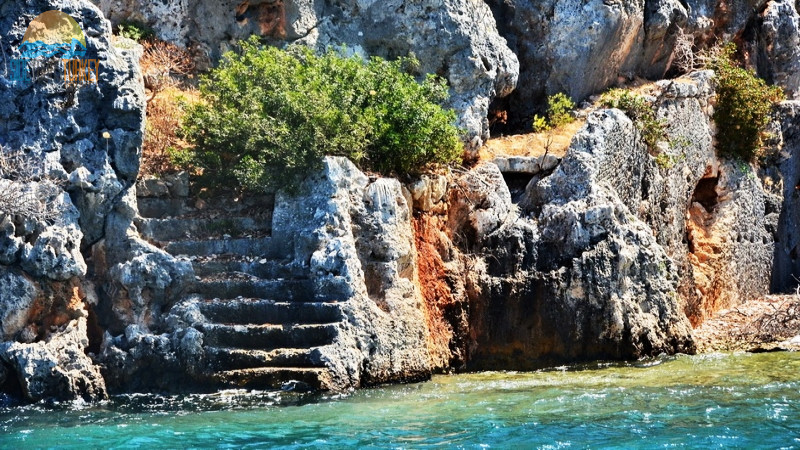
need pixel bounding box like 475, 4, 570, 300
600, 88, 667, 150
116, 21, 155, 42
181, 36, 463, 192
531, 92, 576, 132
710, 43, 784, 161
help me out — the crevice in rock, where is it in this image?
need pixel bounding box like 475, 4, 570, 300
685, 174, 723, 325
691, 176, 719, 213
85, 304, 103, 356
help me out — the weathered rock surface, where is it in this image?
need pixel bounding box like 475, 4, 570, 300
271, 157, 434, 387
99, 325, 204, 393
452, 123, 696, 368
755, 0, 800, 99
768, 101, 800, 293
0, 0, 171, 404
489, 0, 648, 120
0, 315, 107, 403
0, 270, 38, 341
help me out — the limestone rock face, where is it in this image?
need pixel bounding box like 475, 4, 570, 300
0, 270, 38, 341
756, 0, 800, 99
272, 157, 432, 388
0, 316, 107, 403
488, 0, 676, 121
455, 113, 696, 369
0, 0, 158, 404
99, 325, 204, 393
0, 0, 145, 247
769, 101, 800, 293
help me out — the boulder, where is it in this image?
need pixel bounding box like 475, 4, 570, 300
0, 270, 38, 341
0, 317, 107, 403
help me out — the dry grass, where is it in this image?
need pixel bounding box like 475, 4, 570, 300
140, 39, 195, 96
141, 86, 199, 178
138, 37, 201, 179
480, 75, 703, 162
480, 119, 584, 161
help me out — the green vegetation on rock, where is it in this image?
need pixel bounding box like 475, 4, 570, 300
531, 92, 575, 132
116, 21, 155, 42
600, 88, 667, 151
180, 36, 463, 192
710, 43, 784, 161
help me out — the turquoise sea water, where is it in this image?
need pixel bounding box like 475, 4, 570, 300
2, 352, 800, 448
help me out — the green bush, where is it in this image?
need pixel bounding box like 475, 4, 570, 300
116, 21, 155, 42
711, 43, 784, 161
180, 36, 463, 192
531, 92, 575, 132
600, 88, 666, 150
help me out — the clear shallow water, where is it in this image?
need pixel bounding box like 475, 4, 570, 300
2, 352, 800, 448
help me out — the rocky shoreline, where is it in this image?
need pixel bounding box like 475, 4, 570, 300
694, 295, 800, 353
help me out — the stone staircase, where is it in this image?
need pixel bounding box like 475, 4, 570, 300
134, 188, 342, 391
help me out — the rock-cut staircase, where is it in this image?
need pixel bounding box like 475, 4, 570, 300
135, 192, 342, 391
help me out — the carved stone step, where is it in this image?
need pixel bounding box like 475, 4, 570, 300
205, 347, 323, 371
214, 367, 331, 391
198, 299, 343, 325
136, 216, 271, 242
199, 323, 339, 350
192, 258, 306, 280
137, 195, 275, 219
188, 277, 314, 300
164, 236, 278, 258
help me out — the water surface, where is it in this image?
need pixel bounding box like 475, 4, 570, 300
2, 352, 800, 448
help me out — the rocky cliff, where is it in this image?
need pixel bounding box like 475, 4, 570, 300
0, 0, 799, 404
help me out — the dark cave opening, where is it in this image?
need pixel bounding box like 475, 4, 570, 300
691, 176, 720, 212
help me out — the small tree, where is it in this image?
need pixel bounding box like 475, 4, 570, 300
181, 36, 463, 192
531, 93, 576, 155
531, 92, 575, 133
710, 43, 784, 161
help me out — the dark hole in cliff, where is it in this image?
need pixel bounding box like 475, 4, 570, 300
502, 173, 536, 203
0, 362, 24, 403
488, 95, 542, 136
86, 304, 103, 356
691, 177, 719, 212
